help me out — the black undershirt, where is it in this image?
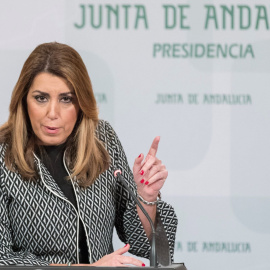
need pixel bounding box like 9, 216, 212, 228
40, 144, 89, 264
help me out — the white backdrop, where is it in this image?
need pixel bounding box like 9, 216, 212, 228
1, 1, 270, 269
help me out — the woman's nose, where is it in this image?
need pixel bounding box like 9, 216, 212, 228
47, 101, 59, 120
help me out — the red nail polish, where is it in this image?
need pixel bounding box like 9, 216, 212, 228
124, 244, 128, 247
142, 263, 145, 267
140, 170, 144, 175
138, 154, 141, 158
140, 179, 144, 184
145, 181, 149, 185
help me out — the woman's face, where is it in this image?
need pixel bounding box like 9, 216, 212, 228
27, 72, 80, 145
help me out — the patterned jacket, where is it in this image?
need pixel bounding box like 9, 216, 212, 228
0, 120, 178, 266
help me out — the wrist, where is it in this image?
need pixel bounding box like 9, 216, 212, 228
137, 192, 161, 205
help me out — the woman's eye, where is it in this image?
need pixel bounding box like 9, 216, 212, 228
61, 96, 73, 103
34, 95, 47, 103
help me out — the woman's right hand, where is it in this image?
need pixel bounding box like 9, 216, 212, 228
57, 244, 146, 267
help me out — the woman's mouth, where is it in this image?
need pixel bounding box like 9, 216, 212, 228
43, 126, 60, 135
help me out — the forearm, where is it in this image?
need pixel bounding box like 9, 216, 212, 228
136, 204, 156, 239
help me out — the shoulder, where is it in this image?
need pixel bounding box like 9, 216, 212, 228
0, 143, 7, 163
0, 143, 7, 151
0, 144, 8, 179
95, 120, 124, 157
96, 119, 114, 133
96, 120, 117, 142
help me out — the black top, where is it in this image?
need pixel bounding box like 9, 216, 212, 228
41, 144, 89, 264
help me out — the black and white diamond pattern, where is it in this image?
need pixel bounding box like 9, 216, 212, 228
0, 120, 178, 265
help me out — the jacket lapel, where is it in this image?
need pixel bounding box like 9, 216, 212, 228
34, 154, 68, 200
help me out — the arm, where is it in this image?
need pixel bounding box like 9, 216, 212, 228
133, 137, 167, 238
101, 121, 178, 263
136, 204, 156, 239
133, 137, 178, 264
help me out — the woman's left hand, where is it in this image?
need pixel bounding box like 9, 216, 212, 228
133, 136, 168, 202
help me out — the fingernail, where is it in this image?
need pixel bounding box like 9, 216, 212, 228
142, 263, 145, 267
145, 181, 149, 185
140, 170, 144, 175
124, 244, 128, 247
138, 154, 141, 158
140, 179, 144, 184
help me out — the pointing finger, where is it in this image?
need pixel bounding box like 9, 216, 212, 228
147, 136, 160, 157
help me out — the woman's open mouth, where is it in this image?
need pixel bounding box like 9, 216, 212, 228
43, 126, 60, 134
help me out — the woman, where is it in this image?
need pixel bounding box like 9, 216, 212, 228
0, 42, 178, 266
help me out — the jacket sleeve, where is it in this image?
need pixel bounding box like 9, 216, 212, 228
0, 162, 50, 266
102, 121, 178, 264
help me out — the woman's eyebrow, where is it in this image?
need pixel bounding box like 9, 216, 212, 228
31, 90, 49, 96
59, 92, 75, 97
